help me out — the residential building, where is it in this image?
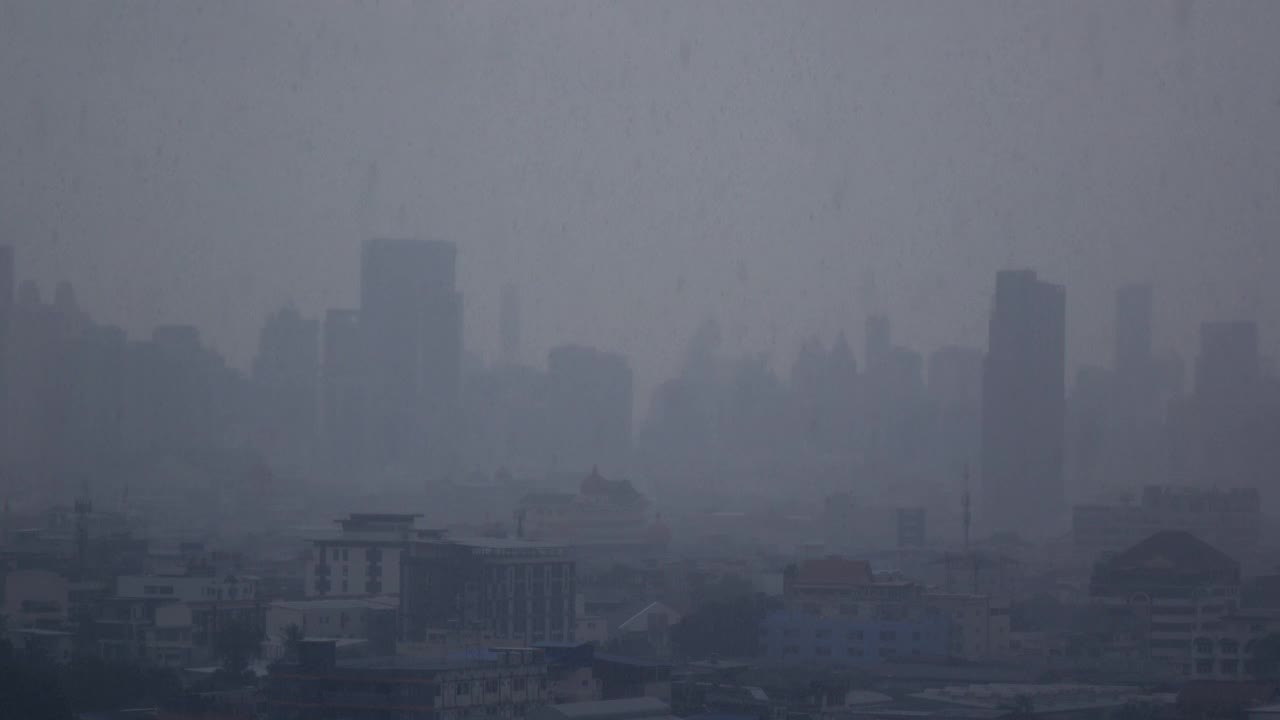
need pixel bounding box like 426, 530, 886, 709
981, 270, 1066, 536
306, 513, 422, 598
400, 536, 576, 647
264, 641, 549, 720
1089, 530, 1241, 677
265, 596, 398, 648
760, 557, 951, 667
923, 593, 1010, 661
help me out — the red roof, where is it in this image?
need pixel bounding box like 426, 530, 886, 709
793, 557, 873, 587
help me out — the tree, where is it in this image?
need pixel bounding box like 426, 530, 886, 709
215, 618, 264, 675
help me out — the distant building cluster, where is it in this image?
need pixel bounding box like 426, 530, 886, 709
6, 240, 1280, 720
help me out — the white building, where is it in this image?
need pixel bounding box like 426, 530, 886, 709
305, 513, 422, 597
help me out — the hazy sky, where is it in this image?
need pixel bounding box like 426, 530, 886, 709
3, 1, 1278, 403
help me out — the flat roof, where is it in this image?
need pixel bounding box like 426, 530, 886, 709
271, 597, 398, 611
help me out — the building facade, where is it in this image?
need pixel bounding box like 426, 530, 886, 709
980, 269, 1066, 536
400, 537, 576, 648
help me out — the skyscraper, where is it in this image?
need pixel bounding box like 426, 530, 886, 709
865, 313, 891, 371
252, 306, 319, 471
1115, 284, 1153, 377
322, 309, 365, 476
500, 282, 520, 367
547, 344, 633, 471
359, 238, 462, 481
980, 270, 1066, 536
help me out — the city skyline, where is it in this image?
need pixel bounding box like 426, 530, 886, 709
3, 2, 1280, 407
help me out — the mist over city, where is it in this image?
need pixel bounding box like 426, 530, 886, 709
2, 2, 1280, 719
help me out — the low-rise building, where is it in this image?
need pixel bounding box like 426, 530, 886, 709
306, 513, 422, 598
264, 641, 550, 720
760, 557, 951, 667
1089, 530, 1241, 677
400, 536, 576, 647
264, 596, 397, 650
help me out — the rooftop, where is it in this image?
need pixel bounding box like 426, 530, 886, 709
271, 596, 398, 611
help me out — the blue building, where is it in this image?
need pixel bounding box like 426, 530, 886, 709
759, 609, 950, 667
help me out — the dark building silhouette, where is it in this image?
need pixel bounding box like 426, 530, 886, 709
980, 270, 1066, 536
359, 238, 462, 482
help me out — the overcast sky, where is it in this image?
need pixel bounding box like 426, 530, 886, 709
3, 1, 1278, 403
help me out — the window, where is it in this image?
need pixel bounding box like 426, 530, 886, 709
815, 646, 831, 657
840, 605, 858, 616
457, 682, 470, 695
815, 629, 830, 639
847, 630, 863, 641
802, 603, 820, 616
513, 678, 526, 691
912, 631, 921, 641
783, 645, 800, 655
331, 548, 339, 561
880, 630, 896, 641
880, 647, 896, 658
847, 647, 863, 657
341, 580, 348, 593
485, 680, 499, 693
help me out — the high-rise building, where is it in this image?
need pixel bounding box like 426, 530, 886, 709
547, 344, 633, 471
1194, 321, 1259, 404
980, 270, 1066, 536
359, 238, 462, 481
500, 282, 520, 367
322, 309, 364, 476
1115, 284, 1153, 377
252, 306, 319, 471
1170, 321, 1280, 496
865, 314, 891, 371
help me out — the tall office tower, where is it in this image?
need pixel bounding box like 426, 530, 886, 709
500, 282, 520, 367
547, 344, 633, 472
252, 306, 320, 471
0, 246, 12, 460
1194, 321, 1259, 404
1115, 285, 1153, 376
1114, 284, 1156, 414
322, 309, 365, 477
865, 313, 891, 370
980, 270, 1066, 536
1171, 321, 1278, 494
360, 239, 462, 481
